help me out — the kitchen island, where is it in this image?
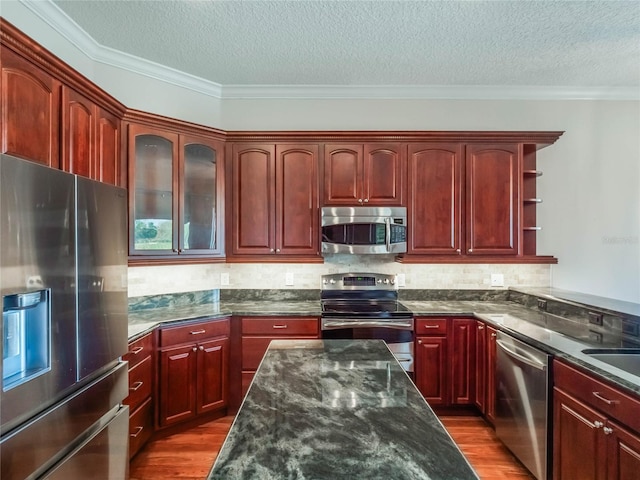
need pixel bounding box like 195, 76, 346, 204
208, 339, 478, 480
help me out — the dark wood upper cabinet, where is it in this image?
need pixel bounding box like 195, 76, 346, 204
1, 46, 61, 168
324, 143, 404, 206
62, 86, 94, 179
407, 143, 463, 255
228, 143, 320, 261
127, 121, 224, 260
229, 144, 275, 256
465, 144, 521, 255
96, 107, 121, 186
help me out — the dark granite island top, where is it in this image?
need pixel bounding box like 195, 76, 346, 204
208, 339, 478, 480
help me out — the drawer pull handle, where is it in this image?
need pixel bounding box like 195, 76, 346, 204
130, 381, 144, 392
422, 325, 440, 329
129, 346, 144, 355
592, 391, 619, 405
130, 426, 144, 438
190, 329, 206, 335
478, 325, 485, 330
272, 325, 288, 329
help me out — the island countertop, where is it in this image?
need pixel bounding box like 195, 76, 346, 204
208, 339, 479, 480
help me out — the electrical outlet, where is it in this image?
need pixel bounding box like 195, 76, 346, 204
490, 273, 504, 287
285, 272, 294, 286
588, 311, 603, 326
537, 299, 547, 311
220, 272, 230, 286
396, 273, 406, 287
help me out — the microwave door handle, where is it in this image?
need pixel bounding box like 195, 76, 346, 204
385, 218, 391, 251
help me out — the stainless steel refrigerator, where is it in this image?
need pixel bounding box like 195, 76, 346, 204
1, 154, 129, 479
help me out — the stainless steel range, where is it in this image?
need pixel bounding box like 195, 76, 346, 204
320, 273, 414, 374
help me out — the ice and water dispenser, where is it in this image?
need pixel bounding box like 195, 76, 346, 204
2, 290, 51, 391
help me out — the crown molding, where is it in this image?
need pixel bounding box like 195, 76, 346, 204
220, 84, 640, 100
21, 0, 640, 102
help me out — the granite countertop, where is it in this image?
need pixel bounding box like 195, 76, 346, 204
208, 339, 479, 480
127, 298, 640, 395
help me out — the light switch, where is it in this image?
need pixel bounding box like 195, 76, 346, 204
220, 273, 230, 286
285, 272, 294, 286
490, 273, 504, 287
396, 273, 406, 287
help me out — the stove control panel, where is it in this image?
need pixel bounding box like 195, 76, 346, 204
321, 273, 398, 290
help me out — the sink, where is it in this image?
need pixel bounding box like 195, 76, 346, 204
581, 348, 640, 376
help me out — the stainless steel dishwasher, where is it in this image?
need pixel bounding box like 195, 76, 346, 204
495, 331, 552, 480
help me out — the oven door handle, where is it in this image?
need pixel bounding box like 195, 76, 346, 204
322, 319, 414, 330
385, 217, 391, 251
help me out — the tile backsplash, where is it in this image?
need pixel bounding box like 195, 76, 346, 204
127, 255, 550, 297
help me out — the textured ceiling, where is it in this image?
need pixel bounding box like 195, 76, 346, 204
51, 0, 640, 89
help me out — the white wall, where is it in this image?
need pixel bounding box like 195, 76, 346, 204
4, 1, 638, 303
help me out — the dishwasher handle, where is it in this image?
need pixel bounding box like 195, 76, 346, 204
496, 338, 547, 371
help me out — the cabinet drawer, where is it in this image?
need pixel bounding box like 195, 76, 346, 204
159, 318, 230, 347
554, 359, 640, 433
415, 318, 448, 335
241, 317, 319, 336
124, 355, 153, 411
129, 397, 154, 459
124, 333, 154, 369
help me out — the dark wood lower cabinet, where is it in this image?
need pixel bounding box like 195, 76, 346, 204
414, 317, 475, 407
158, 318, 229, 428
553, 360, 640, 480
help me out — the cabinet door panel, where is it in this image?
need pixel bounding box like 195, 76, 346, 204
96, 108, 120, 186
364, 144, 403, 205
197, 338, 228, 414
180, 135, 223, 254
407, 143, 463, 254
415, 336, 448, 405
128, 125, 179, 255
486, 326, 497, 424
451, 319, 476, 404
231, 145, 275, 254
62, 86, 94, 179
159, 345, 197, 427
276, 145, 319, 254
608, 420, 640, 480
474, 321, 487, 412
1, 47, 60, 167
323, 144, 362, 204
466, 144, 520, 255
553, 387, 607, 480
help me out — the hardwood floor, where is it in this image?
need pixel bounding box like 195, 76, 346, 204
130, 415, 534, 479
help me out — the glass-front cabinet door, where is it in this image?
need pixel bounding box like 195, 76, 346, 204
128, 124, 224, 259
179, 135, 223, 255
129, 125, 179, 254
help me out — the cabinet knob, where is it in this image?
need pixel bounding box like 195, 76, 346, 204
456, 249, 461, 253
603, 427, 613, 435
358, 199, 363, 203
199, 345, 204, 351
363, 198, 369, 203
276, 248, 281, 253
418, 339, 422, 344
192, 347, 197, 352
270, 248, 275, 253
173, 248, 178, 253
491, 333, 497, 337
468, 249, 473, 253
594, 421, 604, 428
478, 325, 485, 330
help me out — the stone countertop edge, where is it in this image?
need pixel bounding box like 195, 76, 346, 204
126, 299, 640, 396
208, 339, 480, 480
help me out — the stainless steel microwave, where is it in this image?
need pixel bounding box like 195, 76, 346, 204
321, 206, 407, 254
